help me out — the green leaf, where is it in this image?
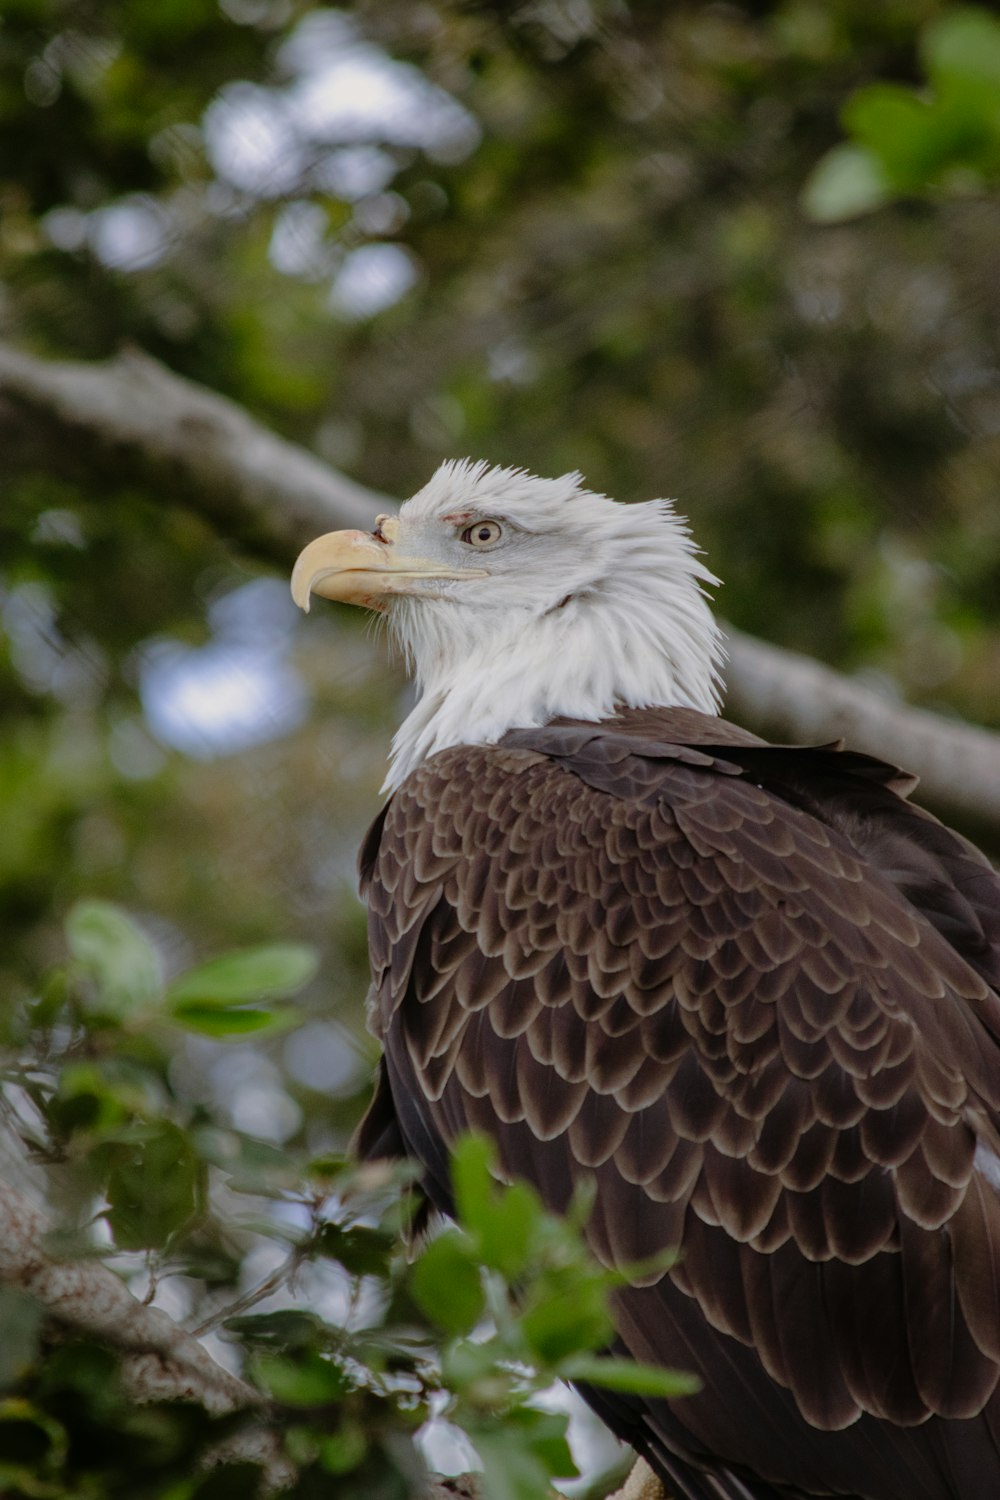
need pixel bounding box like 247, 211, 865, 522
36, 1343, 122, 1420
191, 1460, 272, 1500
104, 1121, 202, 1250
842, 86, 941, 186
47, 1061, 135, 1140
450, 1134, 541, 1278
167, 943, 317, 1007
470, 1411, 577, 1500
560, 1354, 701, 1399
318, 1424, 368, 1475
923, 7, 1000, 90
66, 900, 161, 1013
305, 1154, 347, 1183
223, 1314, 325, 1350
169, 1001, 299, 1038
472, 1430, 553, 1500
800, 143, 891, 222
251, 1350, 349, 1407
519, 1282, 612, 1366
451, 1133, 495, 1231
0, 1398, 67, 1473
410, 1230, 485, 1336
505, 1406, 577, 1479
476, 1180, 540, 1280
315, 1222, 395, 1277
224, 1310, 326, 1348
440, 1338, 505, 1395
0, 1289, 43, 1390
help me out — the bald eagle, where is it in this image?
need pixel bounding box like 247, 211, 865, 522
292, 461, 1000, 1500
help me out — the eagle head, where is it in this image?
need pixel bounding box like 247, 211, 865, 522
292, 460, 724, 789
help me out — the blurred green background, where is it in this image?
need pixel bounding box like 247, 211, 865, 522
3, 0, 1000, 1151
3, 6, 1000, 1493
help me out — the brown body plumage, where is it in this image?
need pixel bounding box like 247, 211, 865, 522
355, 706, 1000, 1500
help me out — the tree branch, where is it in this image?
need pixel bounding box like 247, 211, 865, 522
723, 630, 1000, 833
0, 1178, 255, 1411
2, 340, 998, 830
607, 1460, 665, 1500
0, 1169, 490, 1497
0, 1173, 299, 1483
0, 341, 386, 550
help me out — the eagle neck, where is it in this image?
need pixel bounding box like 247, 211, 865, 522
384, 586, 724, 792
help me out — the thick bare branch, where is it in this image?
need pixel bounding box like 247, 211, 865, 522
0, 1176, 255, 1411
2, 340, 998, 830
0, 341, 385, 549
0, 1173, 298, 1482
723, 629, 1000, 830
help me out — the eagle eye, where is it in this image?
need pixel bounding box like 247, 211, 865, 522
461, 520, 503, 548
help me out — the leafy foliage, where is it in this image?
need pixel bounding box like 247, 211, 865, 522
805, 7, 1000, 219
410, 1135, 696, 1497
1, 904, 690, 1499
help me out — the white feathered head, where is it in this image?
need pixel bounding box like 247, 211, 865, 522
292, 460, 724, 789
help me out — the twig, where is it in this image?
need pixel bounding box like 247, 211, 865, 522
189, 1245, 303, 1338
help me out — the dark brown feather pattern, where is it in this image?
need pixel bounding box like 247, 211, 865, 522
356, 706, 1000, 1500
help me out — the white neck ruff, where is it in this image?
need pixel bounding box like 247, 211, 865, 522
384, 542, 724, 792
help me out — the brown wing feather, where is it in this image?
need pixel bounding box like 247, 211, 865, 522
360, 708, 1000, 1500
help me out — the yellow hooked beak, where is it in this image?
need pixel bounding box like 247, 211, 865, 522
290, 514, 487, 613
